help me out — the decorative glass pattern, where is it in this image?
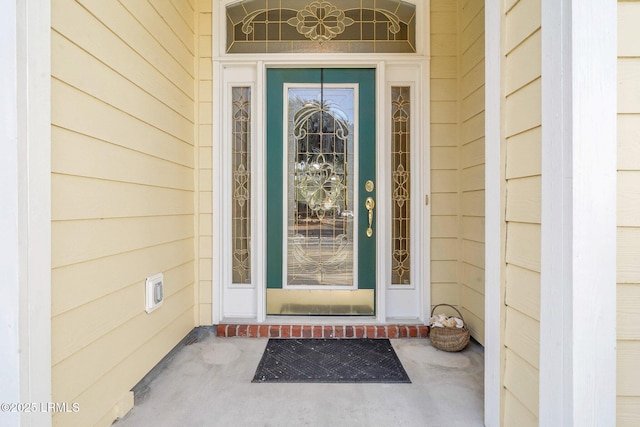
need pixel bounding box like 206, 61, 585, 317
286, 86, 355, 287
226, 0, 416, 54
232, 87, 252, 283
391, 86, 410, 285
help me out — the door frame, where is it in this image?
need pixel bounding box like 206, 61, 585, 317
212, 59, 430, 324
211, 0, 431, 325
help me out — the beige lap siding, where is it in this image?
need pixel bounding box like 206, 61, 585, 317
51, 0, 196, 425
502, 0, 542, 424
430, 0, 486, 346
459, 0, 486, 345
196, 0, 213, 325
430, 0, 461, 311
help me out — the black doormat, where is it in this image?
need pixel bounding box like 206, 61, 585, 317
252, 339, 411, 383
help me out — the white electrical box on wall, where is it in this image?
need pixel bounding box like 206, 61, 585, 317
145, 273, 164, 313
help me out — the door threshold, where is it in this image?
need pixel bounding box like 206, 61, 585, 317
216, 323, 429, 339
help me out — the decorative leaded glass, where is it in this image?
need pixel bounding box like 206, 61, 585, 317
391, 86, 410, 285
232, 87, 251, 284
286, 86, 356, 287
226, 0, 416, 54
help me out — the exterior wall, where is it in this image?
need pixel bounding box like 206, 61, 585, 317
50, 0, 196, 425
196, 0, 213, 325
430, 0, 461, 310
430, 0, 486, 345
459, 0, 485, 344
502, 0, 541, 424
617, 2, 640, 425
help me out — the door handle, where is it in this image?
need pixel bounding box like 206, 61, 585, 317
365, 197, 375, 237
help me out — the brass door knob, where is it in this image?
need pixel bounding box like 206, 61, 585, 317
365, 197, 375, 237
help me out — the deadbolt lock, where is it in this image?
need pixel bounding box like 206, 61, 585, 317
365, 180, 375, 192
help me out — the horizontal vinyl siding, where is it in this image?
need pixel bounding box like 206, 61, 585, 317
459, 0, 485, 344
503, 0, 541, 422
431, 1, 460, 305
430, 0, 460, 308
51, 0, 196, 426
617, 2, 640, 425
197, 0, 213, 324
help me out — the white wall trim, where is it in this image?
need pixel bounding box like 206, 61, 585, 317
1, 4, 22, 425
484, 1, 502, 426
540, 0, 617, 425
540, 0, 572, 421
1, 1, 52, 426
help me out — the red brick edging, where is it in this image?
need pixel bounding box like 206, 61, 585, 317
216, 324, 429, 339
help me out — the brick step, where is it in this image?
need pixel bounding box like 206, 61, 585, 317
216, 324, 429, 339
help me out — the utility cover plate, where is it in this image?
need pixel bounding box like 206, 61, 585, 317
145, 273, 163, 313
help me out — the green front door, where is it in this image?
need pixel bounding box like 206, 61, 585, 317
266, 68, 376, 315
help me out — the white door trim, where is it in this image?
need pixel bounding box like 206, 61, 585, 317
540, 0, 617, 425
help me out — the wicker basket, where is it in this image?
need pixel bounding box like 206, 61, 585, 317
429, 304, 470, 352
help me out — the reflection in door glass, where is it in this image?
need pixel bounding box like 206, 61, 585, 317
286, 87, 356, 287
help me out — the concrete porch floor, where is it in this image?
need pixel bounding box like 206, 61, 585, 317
114, 331, 484, 427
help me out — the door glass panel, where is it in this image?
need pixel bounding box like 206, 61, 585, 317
232, 87, 252, 284
391, 86, 411, 285
225, 0, 417, 54
286, 86, 356, 288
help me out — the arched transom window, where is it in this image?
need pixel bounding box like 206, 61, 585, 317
226, 0, 417, 53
